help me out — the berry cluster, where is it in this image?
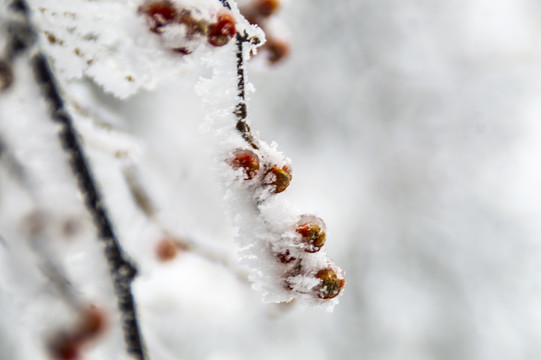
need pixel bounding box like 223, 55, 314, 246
230, 148, 292, 194
48, 306, 107, 360
229, 148, 345, 302
280, 215, 345, 300
139, 0, 236, 54
240, 0, 289, 64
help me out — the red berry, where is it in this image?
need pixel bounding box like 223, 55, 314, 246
230, 149, 260, 180
296, 216, 326, 253
50, 339, 80, 360
48, 306, 107, 360
156, 237, 179, 261
265, 165, 292, 193
266, 38, 289, 64
243, 13, 258, 26
207, 13, 236, 47
314, 267, 345, 299
78, 307, 107, 339
140, 0, 177, 33
254, 0, 281, 17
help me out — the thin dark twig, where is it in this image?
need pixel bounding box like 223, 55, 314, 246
31, 53, 147, 360
5, 1, 148, 358
233, 32, 259, 150
216, 1, 260, 150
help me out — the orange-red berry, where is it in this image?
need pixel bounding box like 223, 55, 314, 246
49, 307, 107, 360
254, 0, 281, 17
266, 38, 289, 64
156, 237, 179, 261
78, 307, 107, 339
207, 13, 236, 47
314, 267, 345, 299
140, 0, 177, 33
230, 149, 260, 180
50, 339, 80, 360
265, 165, 291, 193
296, 222, 326, 253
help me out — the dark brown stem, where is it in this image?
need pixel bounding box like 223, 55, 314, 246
31, 52, 147, 360
234, 32, 260, 150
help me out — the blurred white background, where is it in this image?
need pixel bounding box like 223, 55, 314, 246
245, 0, 541, 359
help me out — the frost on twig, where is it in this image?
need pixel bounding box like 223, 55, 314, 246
197, 0, 345, 310
32, 38, 148, 360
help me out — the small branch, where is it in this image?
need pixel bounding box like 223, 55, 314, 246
234, 33, 259, 150
215, 0, 260, 149
65, 97, 249, 285
172, 235, 250, 284
121, 161, 249, 284
31, 53, 147, 360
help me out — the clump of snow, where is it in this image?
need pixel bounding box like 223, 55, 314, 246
26, 0, 242, 99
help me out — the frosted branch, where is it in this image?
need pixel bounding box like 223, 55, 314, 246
198, 0, 345, 310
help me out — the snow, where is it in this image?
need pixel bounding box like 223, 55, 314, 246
27, 0, 243, 98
